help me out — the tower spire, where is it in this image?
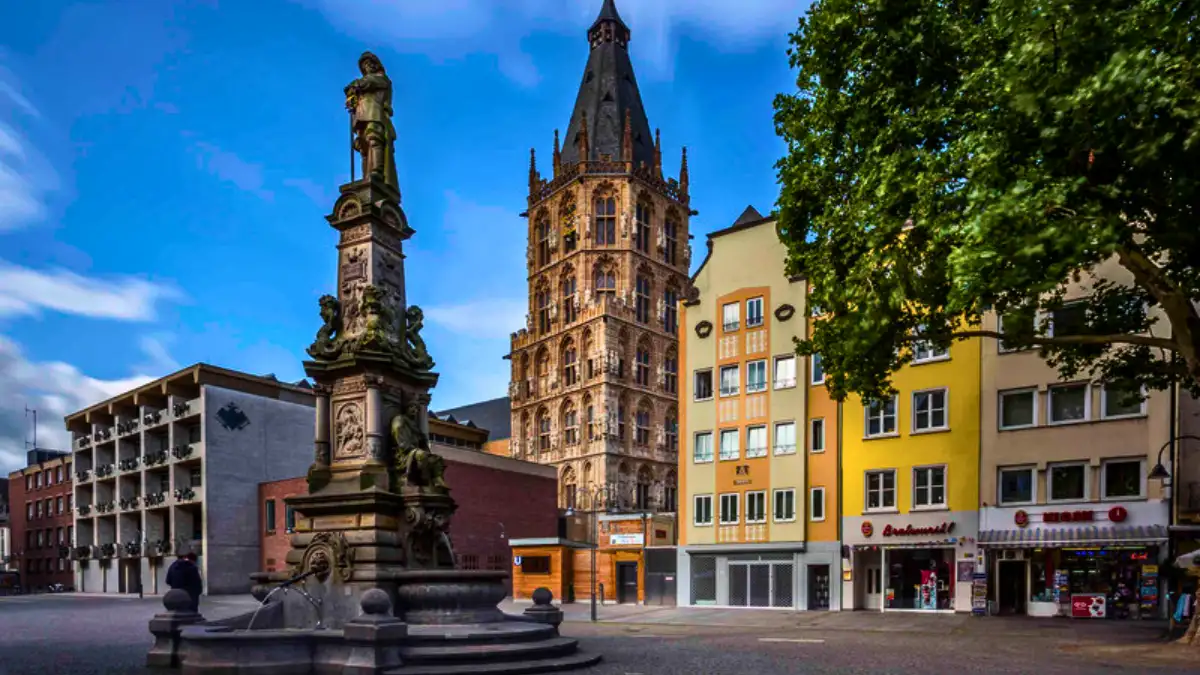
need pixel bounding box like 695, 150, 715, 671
552, 129, 561, 176
654, 128, 662, 177
529, 148, 539, 194
679, 146, 689, 200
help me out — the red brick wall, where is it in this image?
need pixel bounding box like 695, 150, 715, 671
8, 461, 75, 590
258, 455, 558, 583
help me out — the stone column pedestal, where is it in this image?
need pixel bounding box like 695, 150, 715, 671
339, 589, 408, 675
147, 589, 206, 667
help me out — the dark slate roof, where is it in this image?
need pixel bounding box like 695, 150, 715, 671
559, 0, 655, 168
435, 396, 512, 440
733, 205, 764, 225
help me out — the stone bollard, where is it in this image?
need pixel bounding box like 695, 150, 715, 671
523, 587, 564, 630
147, 589, 206, 668
340, 589, 408, 675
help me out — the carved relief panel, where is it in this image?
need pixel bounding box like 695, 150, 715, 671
334, 399, 367, 460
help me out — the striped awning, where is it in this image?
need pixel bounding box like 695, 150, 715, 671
978, 524, 1168, 548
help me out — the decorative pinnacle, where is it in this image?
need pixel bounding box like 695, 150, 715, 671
552, 129, 561, 176
679, 146, 689, 197
622, 108, 633, 163
529, 148, 538, 193
654, 128, 662, 176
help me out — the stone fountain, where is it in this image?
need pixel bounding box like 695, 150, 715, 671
147, 52, 599, 674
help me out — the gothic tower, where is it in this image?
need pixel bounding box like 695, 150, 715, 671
508, 0, 689, 513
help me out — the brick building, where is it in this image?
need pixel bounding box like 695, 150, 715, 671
507, 0, 686, 514
260, 415, 557, 587
7, 450, 75, 590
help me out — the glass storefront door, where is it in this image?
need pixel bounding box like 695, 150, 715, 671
728, 560, 795, 608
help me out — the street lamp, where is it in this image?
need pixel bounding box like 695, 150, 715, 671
1149, 435, 1200, 483
564, 483, 613, 622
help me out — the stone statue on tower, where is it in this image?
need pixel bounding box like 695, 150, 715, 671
344, 51, 399, 193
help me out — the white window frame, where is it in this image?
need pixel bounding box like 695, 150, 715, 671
773, 488, 796, 522
746, 296, 764, 328
911, 387, 949, 433
912, 465, 947, 510
718, 429, 740, 461
809, 353, 824, 385
719, 365, 740, 397
1048, 382, 1091, 425
998, 388, 1039, 430
745, 359, 768, 393
693, 494, 713, 526
719, 493, 740, 525
865, 469, 897, 512
773, 421, 796, 455
809, 487, 826, 522
911, 325, 949, 364
996, 313, 1027, 354
864, 395, 899, 438
809, 418, 825, 453
692, 431, 713, 464
997, 466, 1037, 506
1100, 458, 1145, 500
745, 425, 768, 458
745, 490, 767, 524
693, 369, 714, 402
773, 355, 796, 389
1100, 384, 1147, 420
1047, 461, 1090, 503
722, 303, 740, 332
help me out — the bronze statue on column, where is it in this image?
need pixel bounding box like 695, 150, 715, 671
345, 51, 399, 193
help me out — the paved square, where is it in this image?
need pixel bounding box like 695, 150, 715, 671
0, 595, 1194, 674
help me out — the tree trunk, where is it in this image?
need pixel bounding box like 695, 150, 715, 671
1181, 591, 1200, 645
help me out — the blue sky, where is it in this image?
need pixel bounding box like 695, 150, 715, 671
0, 0, 802, 472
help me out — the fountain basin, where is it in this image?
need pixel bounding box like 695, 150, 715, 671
393, 569, 508, 625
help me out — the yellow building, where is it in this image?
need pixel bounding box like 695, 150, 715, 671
677, 207, 839, 610
839, 326, 982, 612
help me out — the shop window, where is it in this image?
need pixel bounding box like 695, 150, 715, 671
773, 489, 796, 522
886, 548, 955, 610
693, 495, 713, 526
1102, 384, 1145, 419
693, 432, 713, 463
746, 360, 767, 393
912, 388, 948, 432
746, 297, 764, 328
913, 466, 946, 508
745, 426, 767, 458
1102, 459, 1143, 499
722, 303, 740, 332
521, 556, 552, 575
866, 470, 896, 511
719, 365, 739, 397
999, 389, 1038, 429
774, 355, 796, 389
1048, 462, 1088, 502
719, 493, 739, 525
810, 487, 826, 522
719, 429, 739, 461
807, 419, 823, 453
865, 396, 898, 437
745, 491, 766, 523
694, 370, 713, 401
774, 421, 797, 455
810, 353, 824, 384
1048, 383, 1089, 423
998, 467, 1035, 505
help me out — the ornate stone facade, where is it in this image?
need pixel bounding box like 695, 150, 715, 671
508, 6, 687, 513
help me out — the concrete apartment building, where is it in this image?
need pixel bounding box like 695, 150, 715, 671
7, 450, 75, 590
676, 208, 839, 610
66, 363, 314, 595
977, 258, 1172, 619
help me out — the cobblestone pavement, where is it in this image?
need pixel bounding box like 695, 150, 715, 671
0, 594, 1194, 675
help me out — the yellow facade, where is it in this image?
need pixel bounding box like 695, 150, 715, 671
805, 308, 839, 544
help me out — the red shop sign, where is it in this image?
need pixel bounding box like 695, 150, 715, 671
861, 521, 874, 538
1043, 510, 1094, 523
1014, 510, 1029, 528
1108, 506, 1128, 523
882, 522, 956, 537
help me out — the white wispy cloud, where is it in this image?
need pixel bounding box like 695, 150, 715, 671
302, 0, 801, 85
191, 140, 274, 200
425, 298, 527, 339
0, 261, 183, 321
0, 334, 167, 473
0, 65, 57, 232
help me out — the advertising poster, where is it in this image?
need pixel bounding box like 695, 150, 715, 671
971, 573, 988, 616
1071, 593, 1107, 619
1140, 565, 1159, 612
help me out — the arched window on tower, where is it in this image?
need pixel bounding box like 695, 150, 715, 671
562, 339, 578, 387
562, 466, 577, 510
594, 195, 616, 246
537, 408, 551, 452
537, 216, 552, 267
664, 470, 678, 512
635, 274, 651, 323
635, 401, 651, 445
663, 286, 678, 334
636, 466, 652, 511
535, 347, 550, 395
665, 407, 678, 451
595, 266, 617, 304
634, 200, 651, 254
663, 347, 678, 394
635, 341, 651, 386
663, 216, 678, 265
561, 272, 577, 324
583, 393, 595, 441
563, 400, 579, 446
536, 286, 551, 334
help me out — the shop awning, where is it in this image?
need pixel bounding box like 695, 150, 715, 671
978, 525, 1168, 548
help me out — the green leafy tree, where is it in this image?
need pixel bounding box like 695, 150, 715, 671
774, 0, 1200, 403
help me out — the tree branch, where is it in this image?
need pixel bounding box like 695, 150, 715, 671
934, 330, 1178, 350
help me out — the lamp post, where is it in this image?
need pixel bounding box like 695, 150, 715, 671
564, 483, 612, 622
1149, 434, 1200, 623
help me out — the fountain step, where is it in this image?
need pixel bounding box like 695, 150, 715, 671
405, 621, 558, 645
386, 650, 601, 675
400, 636, 578, 664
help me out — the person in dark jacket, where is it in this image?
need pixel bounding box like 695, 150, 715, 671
166, 552, 203, 611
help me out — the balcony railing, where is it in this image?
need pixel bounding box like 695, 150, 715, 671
95, 501, 116, 514
144, 492, 168, 507
173, 487, 198, 502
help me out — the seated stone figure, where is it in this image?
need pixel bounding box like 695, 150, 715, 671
389, 402, 447, 491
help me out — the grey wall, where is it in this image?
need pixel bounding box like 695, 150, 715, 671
203, 385, 314, 594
